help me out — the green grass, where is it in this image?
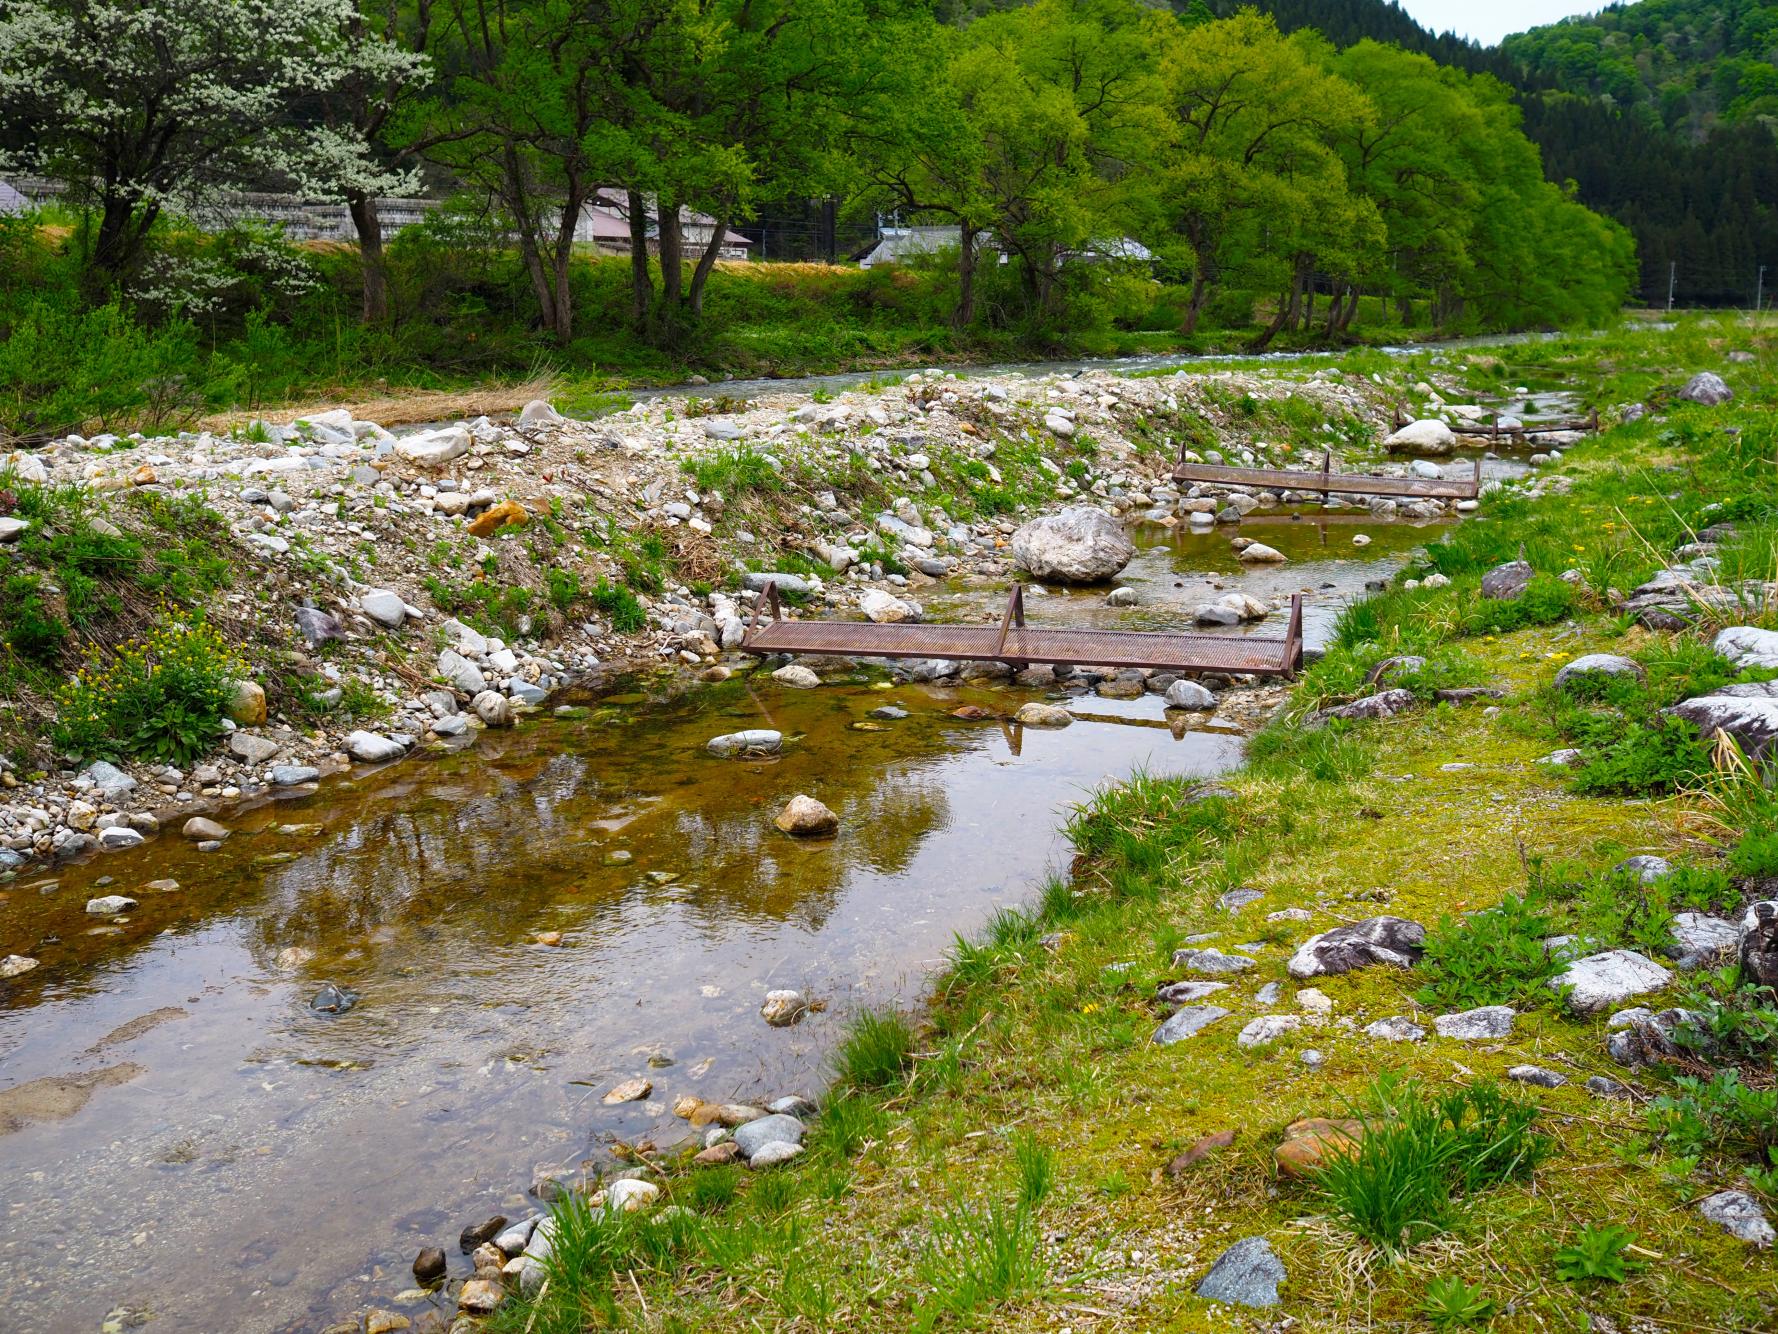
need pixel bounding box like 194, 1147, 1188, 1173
831, 1009, 916, 1092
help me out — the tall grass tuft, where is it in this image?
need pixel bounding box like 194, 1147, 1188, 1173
832, 1008, 916, 1091
913, 1198, 1043, 1328
1010, 1132, 1056, 1208
1312, 1078, 1551, 1255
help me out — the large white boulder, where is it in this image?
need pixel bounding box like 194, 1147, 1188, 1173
1714, 626, 1778, 669
1010, 507, 1134, 583
394, 426, 471, 467
1383, 419, 1457, 456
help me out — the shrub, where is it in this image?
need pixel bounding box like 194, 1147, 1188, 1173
1311, 1078, 1551, 1254
1415, 893, 1563, 1010
1647, 1071, 1778, 1160
51, 615, 244, 764
1730, 829, 1778, 878
1568, 714, 1717, 796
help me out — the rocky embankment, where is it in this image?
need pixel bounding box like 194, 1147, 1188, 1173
0, 360, 1578, 878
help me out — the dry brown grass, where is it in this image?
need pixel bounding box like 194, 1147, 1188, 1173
196, 373, 560, 434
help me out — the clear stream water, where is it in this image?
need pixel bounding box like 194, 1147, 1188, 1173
0, 504, 1489, 1331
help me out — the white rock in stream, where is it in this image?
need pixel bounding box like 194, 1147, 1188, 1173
707, 730, 782, 757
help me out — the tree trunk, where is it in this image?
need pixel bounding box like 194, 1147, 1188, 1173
346, 191, 388, 324
627, 189, 653, 331
90, 190, 154, 293
1182, 269, 1211, 335
1302, 278, 1315, 331
686, 214, 729, 318
654, 201, 683, 343
953, 222, 978, 329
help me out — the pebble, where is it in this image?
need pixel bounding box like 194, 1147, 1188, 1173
182, 816, 230, 841
459, 1216, 507, 1252
1194, 1236, 1285, 1309
774, 795, 839, 837
760, 989, 809, 1026
733, 1113, 806, 1159
0, 954, 40, 979
85, 895, 138, 914
603, 1077, 653, 1104
1364, 1016, 1426, 1042
1506, 1065, 1568, 1088
1013, 702, 1073, 728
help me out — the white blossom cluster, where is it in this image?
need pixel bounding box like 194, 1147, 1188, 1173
0, 0, 429, 216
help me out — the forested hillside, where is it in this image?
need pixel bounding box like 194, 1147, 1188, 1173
1222, 0, 1778, 308
1503, 0, 1778, 138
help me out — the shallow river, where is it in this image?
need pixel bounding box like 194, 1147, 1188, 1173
0, 512, 1458, 1332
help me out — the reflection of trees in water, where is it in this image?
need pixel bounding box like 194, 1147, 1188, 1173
246, 754, 600, 962
661, 769, 951, 935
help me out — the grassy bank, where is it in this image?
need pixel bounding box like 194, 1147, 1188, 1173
479, 321, 1776, 1331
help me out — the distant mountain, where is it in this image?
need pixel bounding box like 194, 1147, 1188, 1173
1503, 1, 1778, 142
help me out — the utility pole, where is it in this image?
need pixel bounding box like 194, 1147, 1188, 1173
1667, 260, 1677, 312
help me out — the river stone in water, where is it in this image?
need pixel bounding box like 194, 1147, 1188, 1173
773, 665, 820, 689
182, 817, 229, 841
85, 895, 138, 914
1547, 949, 1672, 1013
473, 690, 513, 727
775, 795, 838, 837
1194, 1236, 1285, 1308
707, 729, 782, 757
760, 990, 808, 1026
345, 730, 407, 763
1288, 916, 1425, 978
1, 954, 40, 979
733, 1114, 806, 1159
1010, 507, 1135, 583
1238, 542, 1286, 564
1015, 702, 1073, 728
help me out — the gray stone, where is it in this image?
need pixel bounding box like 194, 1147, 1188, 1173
741, 571, 813, 597
772, 665, 821, 689
432, 714, 470, 737
1287, 916, 1425, 979
1106, 587, 1139, 608
393, 425, 471, 466
1434, 1006, 1515, 1040
1194, 604, 1241, 626
1506, 1065, 1568, 1088
0, 516, 28, 542
1696, 1191, 1773, 1248
437, 649, 485, 695
1668, 685, 1778, 761
271, 765, 321, 786
748, 1141, 804, 1169
1014, 702, 1073, 728
1481, 560, 1533, 601
1172, 947, 1255, 976
508, 679, 549, 706
97, 826, 145, 850
310, 982, 359, 1014
1238, 542, 1286, 564
707, 730, 782, 758
1194, 1236, 1285, 1308
1678, 372, 1733, 406
86, 895, 138, 914
1153, 1005, 1231, 1045
1384, 420, 1457, 456
82, 760, 138, 799
1367, 655, 1427, 688
732, 1114, 806, 1159
1668, 912, 1740, 969
1555, 654, 1645, 691
1236, 1015, 1302, 1048
1548, 949, 1672, 1014
0, 955, 40, 980
760, 989, 809, 1025
1615, 854, 1672, 883
294, 607, 345, 649
1739, 901, 1778, 989
473, 691, 513, 727
359, 589, 406, 628
1537, 748, 1585, 769
229, 733, 281, 763
1713, 625, 1778, 670
518, 399, 564, 427
767, 1096, 818, 1118
1321, 689, 1416, 722
345, 730, 407, 763
1010, 507, 1135, 583
1155, 980, 1231, 1005
1217, 888, 1264, 913
1164, 680, 1217, 711
1587, 1076, 1630, 1099
1365, 1017, 1426, 1042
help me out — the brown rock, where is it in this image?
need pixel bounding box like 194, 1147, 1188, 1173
603, 1076, 652, 1104
950, 706, 992, 720
470, 1242, 505, 1277
694, 1141, 742, 1166
714, 1103, 767, 1127
132, 464, 158, 486
413, 1246, 447, 1284
1274, 1117, 1364, 1179
456, 1278, 504, 1314
774, 794, 839, 837
1166, 1129, 1237, 1177
534, 931, 562, 947
673, 1094, 706, 1120
366, 1310, 411, 1334
458, 1215, 506, 1252
466, 500, 529, 538
182, 816, 230, 842
226, 680, 267, 726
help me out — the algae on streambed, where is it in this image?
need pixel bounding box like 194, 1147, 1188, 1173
0, 671, 1246, 1332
